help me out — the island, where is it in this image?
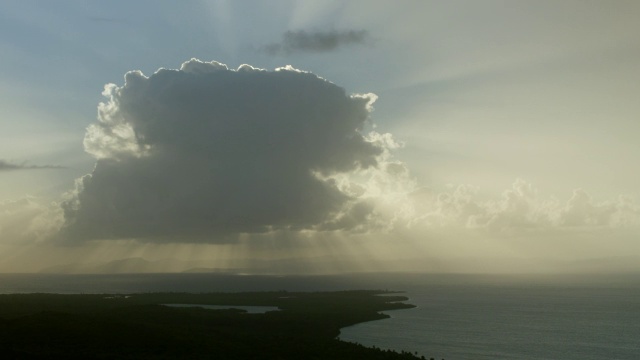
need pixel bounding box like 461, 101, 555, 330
0, 290, 426, 359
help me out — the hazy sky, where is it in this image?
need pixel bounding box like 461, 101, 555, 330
1, 0, 639, 273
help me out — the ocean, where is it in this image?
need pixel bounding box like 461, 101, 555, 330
1, 272, 638, 359
339, 273, 640, 360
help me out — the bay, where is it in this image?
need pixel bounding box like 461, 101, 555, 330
163, 304, 279, 313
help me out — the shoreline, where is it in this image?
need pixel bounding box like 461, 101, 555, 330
0, 290, 423, 359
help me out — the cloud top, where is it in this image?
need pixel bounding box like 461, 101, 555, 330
262, 30, 370, 55
60, 59, 388, 243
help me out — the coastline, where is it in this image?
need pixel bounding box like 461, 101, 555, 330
0, 290, 423, 359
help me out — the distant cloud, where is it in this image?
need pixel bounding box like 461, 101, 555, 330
0, 159, 64, 172
0, 198, 62, 244
410, 179, 640, 232
58, 59, 402, 243
262, 30, 370, 55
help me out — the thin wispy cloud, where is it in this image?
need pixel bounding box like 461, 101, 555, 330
262, 30, 370, 55
0, 160, 65, 172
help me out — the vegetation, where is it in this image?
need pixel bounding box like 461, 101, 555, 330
0, 290, 427, 359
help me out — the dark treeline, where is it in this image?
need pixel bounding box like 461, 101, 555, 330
0, 290, 429, 359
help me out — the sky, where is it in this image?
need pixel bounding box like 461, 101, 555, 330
1, 0, 639, 274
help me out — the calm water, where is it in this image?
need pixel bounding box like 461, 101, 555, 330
1, 272, 639, 359
164, 304, 279, 313
340, 274, 640, 360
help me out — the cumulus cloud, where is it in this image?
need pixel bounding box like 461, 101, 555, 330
58, 59, 402, 243
45, 59, 638, 246
0, 198, 62, 244
410, 179, 640, 232
0, 160, 64, 171
262, 30, 370, 55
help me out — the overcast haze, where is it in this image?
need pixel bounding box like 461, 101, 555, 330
1, 0, 639, 274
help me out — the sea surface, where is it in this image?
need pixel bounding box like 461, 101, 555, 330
1, 272, 638, 359
339, 273, 640, 360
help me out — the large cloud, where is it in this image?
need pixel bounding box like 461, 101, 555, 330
58, 59, 395, 243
